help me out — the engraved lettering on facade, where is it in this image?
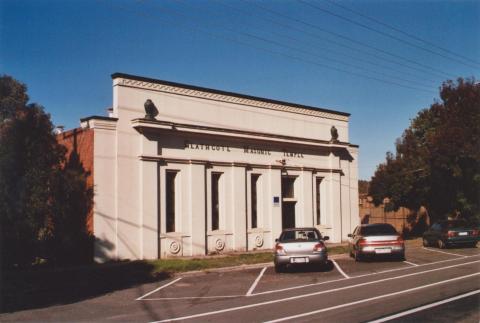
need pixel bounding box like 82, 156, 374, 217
184, 140, 231, 152
243, 146, 271, 155
283, 150, 304, 158
183, 140, 303, 157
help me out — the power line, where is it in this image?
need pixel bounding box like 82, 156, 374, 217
177, 0, 437, 89
324, 0, 480, 66
298, 0, 480, 69
106, 1, 436, 94
213, 0, 440, 84
167, 0, 435, 90
244, 0, 455, 79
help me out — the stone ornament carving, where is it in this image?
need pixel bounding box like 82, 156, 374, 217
330, 126, 339, 143
215, 238, 225, 251
254, 235, 264, 247
144, 99, 159, 120
169, 241, 181, 254
119, 78, 348, 122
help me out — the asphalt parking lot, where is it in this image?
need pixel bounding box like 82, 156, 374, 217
136, 243, 479, 300
2, 242, 479, 322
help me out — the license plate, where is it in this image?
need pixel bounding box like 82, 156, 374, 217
459, 232, 468, 236
290, 257, 309, 263
375, 248, 391, 254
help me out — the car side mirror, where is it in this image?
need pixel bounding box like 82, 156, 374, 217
323, 236, 329, 241
347, 233, 353, 238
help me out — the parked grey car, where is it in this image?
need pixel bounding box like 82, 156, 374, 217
274, 227, 329, 272
423, 220, 479, 248
348, 223, 405, 261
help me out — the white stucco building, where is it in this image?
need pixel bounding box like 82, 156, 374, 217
78, 73, 359, 261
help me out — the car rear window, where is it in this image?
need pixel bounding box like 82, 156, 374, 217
360, 224, 397, 236
280, 230, 319, 241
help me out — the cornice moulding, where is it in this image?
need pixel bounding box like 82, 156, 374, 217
81, 116, 118, 130
114, 76, 349, 122
131, 118, 354, 150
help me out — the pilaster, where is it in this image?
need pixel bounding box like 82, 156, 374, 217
300, 169, 314, 227
330, 172, 342, 243
231, 165, 247, 251
189, 163, 206, 256
140, 159, 158, 259
270, 168, 282, 245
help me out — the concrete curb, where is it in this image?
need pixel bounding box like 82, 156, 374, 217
175, 252, 349, 277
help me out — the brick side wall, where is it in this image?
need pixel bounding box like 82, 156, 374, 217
57, 128, 94, 233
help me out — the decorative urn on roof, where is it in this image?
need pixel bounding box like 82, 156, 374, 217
144, 99, 158, 120
330, 126, 339, 143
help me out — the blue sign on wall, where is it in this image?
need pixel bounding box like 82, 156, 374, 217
273, 196, 280, 206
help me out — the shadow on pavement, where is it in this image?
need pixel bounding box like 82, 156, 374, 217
355, 255, 406, 263
280, 260, 335, 273
1, 261, 171, 313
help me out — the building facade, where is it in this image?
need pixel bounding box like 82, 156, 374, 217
78, 73, 359, 261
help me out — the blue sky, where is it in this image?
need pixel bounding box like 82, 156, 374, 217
2, 0, 479, 179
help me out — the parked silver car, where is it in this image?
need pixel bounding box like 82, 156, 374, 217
274, 227, 329, 272
348, 223, 405, 261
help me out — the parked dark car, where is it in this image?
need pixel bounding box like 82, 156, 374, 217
423, 220, 479, 248
274, 227, 329, 272
348, 223, 405, 261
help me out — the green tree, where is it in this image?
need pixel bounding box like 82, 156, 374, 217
0, 76, 65, 266
0, 75, 29, 122
369, 78, 480, 223
0, 75, 93, 267
358, 180, 370, 195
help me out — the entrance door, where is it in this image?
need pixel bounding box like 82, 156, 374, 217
281, 175, 297, 229
282, 202, 296, 229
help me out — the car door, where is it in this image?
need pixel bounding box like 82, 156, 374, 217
428, 223, 441, 243
424, 223, 434, 243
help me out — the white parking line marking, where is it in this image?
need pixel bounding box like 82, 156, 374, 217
422, 247, 466, 257
141, 295, 244, 301
150, 260, 480, 322
252, 277, 349, 296
367, 289, 480, 323
253, 254, 480, 296
332, 260, 350, 278
264, 273, 480, 323
136, 277, 182, 300
403, 260, 419, 267
246, 267, 267, 296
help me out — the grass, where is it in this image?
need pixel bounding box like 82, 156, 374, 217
148, 245, 349, 274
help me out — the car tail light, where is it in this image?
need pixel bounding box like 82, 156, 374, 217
358, 237, 404, 247
313, 242, 325, 253
358, 238, 368, 246
447, 231, 457, 238
275, 243, 286, 255
472, 230, 479, 236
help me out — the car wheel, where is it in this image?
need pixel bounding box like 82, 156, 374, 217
468, 242, 477, 248
354, 250, 363, 262
349, 250, 354, 258
437, 239, 446, 249
274, 264, 285, 273
422, 238, 430, 247
397, 253, 406, 261
317, 261, 328, 272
